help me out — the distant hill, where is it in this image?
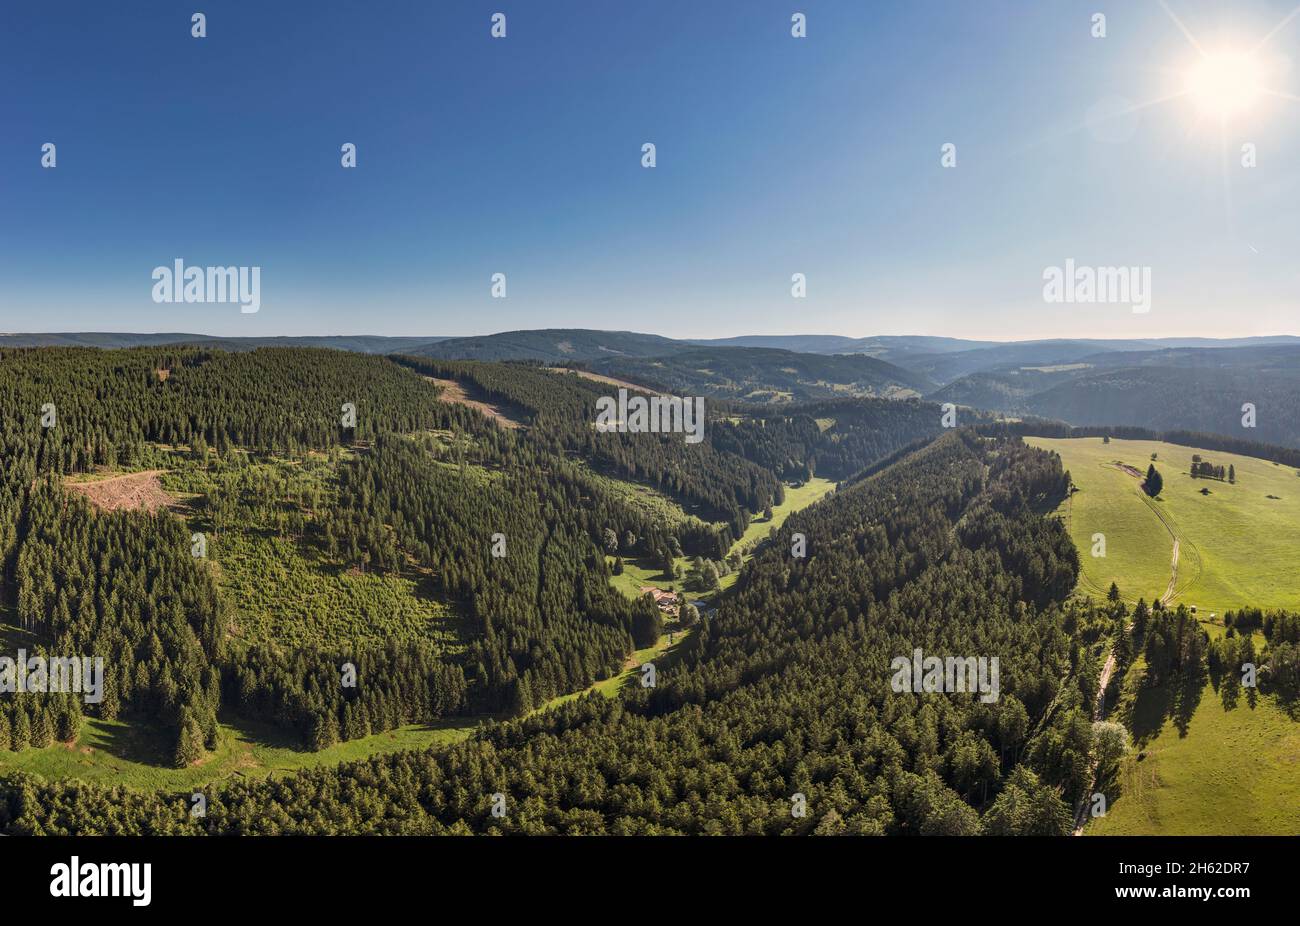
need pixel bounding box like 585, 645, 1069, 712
0, 333, 443, 353
934, 344, 1300, 448
684, 334, 996, 358
895, 337, 1300, 385
903, 339, 1154, 384
589, 346, 935, 403
409, 329, 683, 362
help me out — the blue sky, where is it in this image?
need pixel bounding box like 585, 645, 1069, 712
2, 0, 1298, 339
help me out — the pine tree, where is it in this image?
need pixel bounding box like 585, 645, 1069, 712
12, 711, 30, 751
511, 674, 534, 717
1144, 464, 1163, 497
173, 712, 205, 767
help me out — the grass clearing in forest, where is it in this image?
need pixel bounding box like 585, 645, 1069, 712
538, 629, 692, 712
0, 714, 479, 791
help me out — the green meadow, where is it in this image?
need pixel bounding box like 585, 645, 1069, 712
732, 477, 837, 553
537, 630, 691, 712
1086, 655, 1300, 835
1030, 438, 1300, 835
0, 714, 479, 792
604, 476, 835, 598
1028, 437, 1300, 612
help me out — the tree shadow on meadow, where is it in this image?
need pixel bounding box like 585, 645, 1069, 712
1123, 673, 1206, 745
82, 714, 177, 768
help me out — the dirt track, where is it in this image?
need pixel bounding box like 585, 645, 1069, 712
1108, 461, 1186, 605
1161, 539, 1180, 605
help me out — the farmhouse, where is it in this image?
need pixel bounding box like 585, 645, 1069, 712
639, 586, 680, 614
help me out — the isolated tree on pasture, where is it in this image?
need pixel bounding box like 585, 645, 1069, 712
1144, 464, 1163, 497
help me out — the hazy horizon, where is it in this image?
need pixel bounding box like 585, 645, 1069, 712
2, 326, 1300, 345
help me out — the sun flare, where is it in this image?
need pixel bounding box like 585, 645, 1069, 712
1184, 50, 1266, 118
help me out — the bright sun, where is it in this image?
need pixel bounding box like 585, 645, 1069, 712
1184, 51, 1265, 118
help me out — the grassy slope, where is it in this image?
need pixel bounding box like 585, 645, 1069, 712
1088, 656, 1300, 835
538, 633, 690, 712
578, 464, 717, 530
0, 714, 479, 791
733, 477, 837, 552
1028, 437, 1300, 612
1028, 438, 1300, 835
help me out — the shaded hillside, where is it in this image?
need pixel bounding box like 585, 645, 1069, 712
933, 345, 1300, 448
906, 340, 1154, 385
1029, 366, 1300, 448
591, 347, 936, 403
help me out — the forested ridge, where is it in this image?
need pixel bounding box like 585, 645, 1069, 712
393, 356, 784, 541
0, 430, 1116, 835
9, 346, 1242, 837
0, 346, 946, 768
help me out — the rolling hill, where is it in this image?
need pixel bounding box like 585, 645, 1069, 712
408, 328, 684, 362
1029, 436, 1300, 837
0, 333, 444, 353
1028, 436, 1300, 612
936, 345, 1300, 448
589, 346, 935, 402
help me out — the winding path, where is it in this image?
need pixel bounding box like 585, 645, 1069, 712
1161, 539, 1180, 606
1072, 644, 1119, 835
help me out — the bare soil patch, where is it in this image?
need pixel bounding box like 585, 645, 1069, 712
64, 470, 174, 513
426, 377, 523, 429
545, 367, 659, 394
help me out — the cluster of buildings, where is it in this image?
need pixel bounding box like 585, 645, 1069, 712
639, 586, 680, 615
